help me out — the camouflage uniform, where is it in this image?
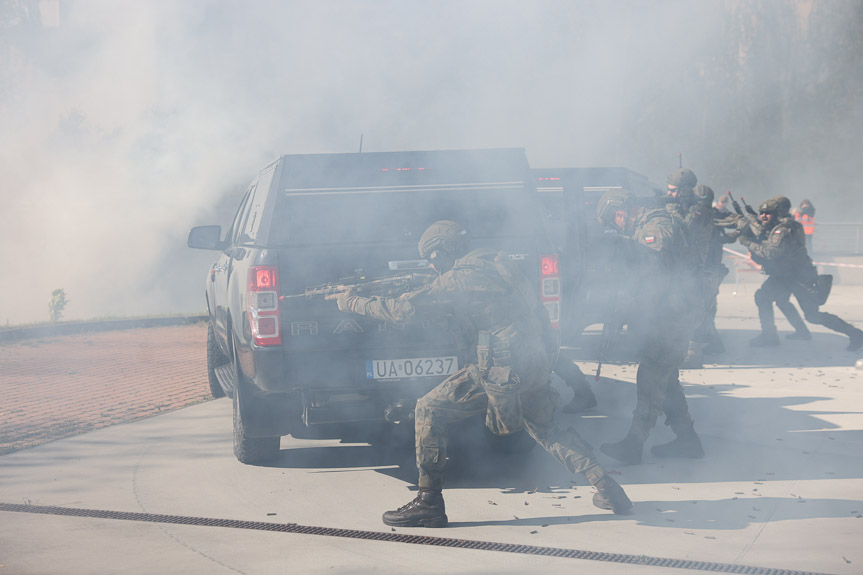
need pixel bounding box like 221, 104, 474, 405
666, 183, 716, 365
696, 189, 736, 353
338, 247, 608, 490
739, 201, 863, 350
594, 189, 704, 463
621, 207, 700, 444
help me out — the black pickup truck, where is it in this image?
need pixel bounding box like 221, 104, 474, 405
188, 148, 561, 464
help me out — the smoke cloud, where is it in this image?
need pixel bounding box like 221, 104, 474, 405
1, 0, 860, 324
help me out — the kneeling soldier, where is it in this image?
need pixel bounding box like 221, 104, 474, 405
328, 220, 632, 527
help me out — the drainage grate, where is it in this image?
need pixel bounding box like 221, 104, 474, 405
0, 502, 835, 575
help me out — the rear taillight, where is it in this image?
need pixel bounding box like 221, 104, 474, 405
248, 265, 281, 346
540, 254, 561, 329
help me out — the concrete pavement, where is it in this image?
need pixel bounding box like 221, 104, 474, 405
1, 284, 862, 574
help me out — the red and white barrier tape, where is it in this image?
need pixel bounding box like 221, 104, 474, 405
722, 247, 863, 269
812, 261, 863, 269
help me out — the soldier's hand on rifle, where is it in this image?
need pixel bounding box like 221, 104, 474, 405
734, 215, 751, 231
324, 286, 356, 311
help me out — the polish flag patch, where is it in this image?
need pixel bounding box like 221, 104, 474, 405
645, 236, 656, 243
774, 229, 783, 234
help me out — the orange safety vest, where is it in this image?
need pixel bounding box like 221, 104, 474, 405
795, 212, 815, 235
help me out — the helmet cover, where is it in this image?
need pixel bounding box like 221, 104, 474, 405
694, 184, 714, 203
667, 168, 698, 189
418, 220, 469, 259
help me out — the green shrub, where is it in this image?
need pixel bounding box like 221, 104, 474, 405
48, 289, 69, 323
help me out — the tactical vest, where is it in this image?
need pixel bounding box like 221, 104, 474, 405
635, 208, 695, 272
451, 248, 547, 369
451, 248, 550, 436
759, 217, 813, 279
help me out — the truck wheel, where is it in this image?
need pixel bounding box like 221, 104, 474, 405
233, 386, 281, 464
206, 322, 228, 399
231, 351, 280, 465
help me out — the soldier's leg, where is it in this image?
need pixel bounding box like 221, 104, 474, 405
414, 367, 488, 489
661, 370, 693, 432
520, 380, 632, 514
794, 287, 863, 351
700, 293, 725, 354
776, 296, 810, 339
683, 314, 709, 369
602, 325, 689, 463
555, 353, 598, 413
651, 368, 704, 458
597, 354, 677, 465
382, 367, 487, 528
703, 264, 729, 354
683, 274, 713, 369
629, 357, 678, 440
692, 266, 723, 347
751, 277, 783, 346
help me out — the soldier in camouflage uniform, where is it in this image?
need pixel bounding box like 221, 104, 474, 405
738, 197, 863, 351
328, 220, 632, 527
663, 169, 715, 368
697, 184, 738, 355
595, 190, 705, 465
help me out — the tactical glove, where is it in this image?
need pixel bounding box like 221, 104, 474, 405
336, 289, 365, 313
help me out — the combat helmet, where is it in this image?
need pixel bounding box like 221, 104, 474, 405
667, 168, 697, 190
596, 189, 635, 226
694, 184, 715, 203
418, 220, 469, 263
759, 196, 791, 216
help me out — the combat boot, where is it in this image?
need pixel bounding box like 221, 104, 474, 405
786, 328, 812, 341
382, 489, 448, 528
562, 385, 599, 413
650, 427, 704, 459
680, 349, 703, 369
703, 337, 725, 355
682, 340, 705, 369
749, 331, 780, 347
592, 474, 633, 515
848, 328, 863, 352
600, 434, 643, 465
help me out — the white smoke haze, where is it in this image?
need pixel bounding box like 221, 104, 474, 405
1, 0, 861, 324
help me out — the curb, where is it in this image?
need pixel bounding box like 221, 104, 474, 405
0, 315, 209, 343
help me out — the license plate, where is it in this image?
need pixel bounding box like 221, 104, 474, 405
366, 356, 458, 380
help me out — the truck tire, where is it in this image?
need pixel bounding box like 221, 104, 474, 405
233, 384, 281, 464
231, 342, 280, 465
206, 322, 228, 399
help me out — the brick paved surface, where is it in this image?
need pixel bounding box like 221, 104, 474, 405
0, 323, 212, 455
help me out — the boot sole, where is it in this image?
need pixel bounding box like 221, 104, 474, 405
382, 514, 449, 528
593, 493, 633, 515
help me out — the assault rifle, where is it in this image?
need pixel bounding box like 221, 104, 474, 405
283, 271, 436, 300
740, 196, 759, 219
726, 191, 762, 238
595, 313, 615, 381
727, 191, 745, 218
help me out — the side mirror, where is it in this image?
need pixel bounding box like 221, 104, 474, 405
188, 225, 224, 250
